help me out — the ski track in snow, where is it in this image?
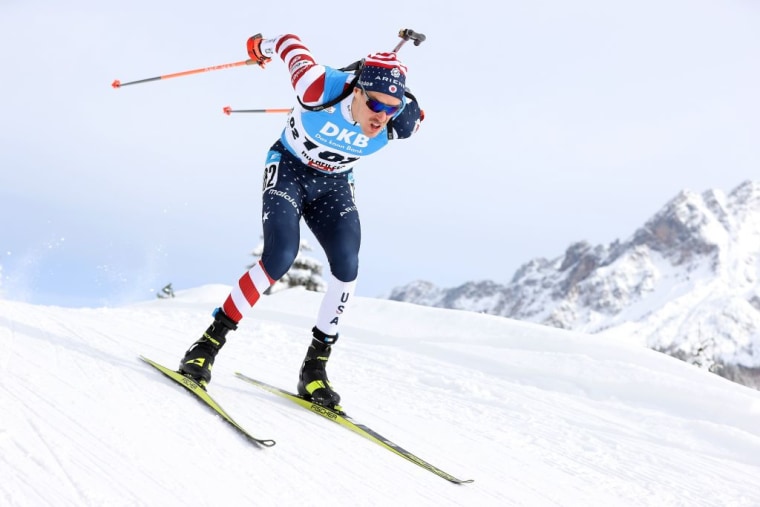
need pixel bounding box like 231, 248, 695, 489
2, 288, 760, 506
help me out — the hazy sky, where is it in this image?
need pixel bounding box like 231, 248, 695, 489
1, 0, 758, 307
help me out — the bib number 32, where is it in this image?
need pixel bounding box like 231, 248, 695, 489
263, 151, 281, 192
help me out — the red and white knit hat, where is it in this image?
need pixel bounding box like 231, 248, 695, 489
358, 52, 407, 100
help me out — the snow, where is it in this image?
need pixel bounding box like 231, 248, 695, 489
3, 286, 760, 506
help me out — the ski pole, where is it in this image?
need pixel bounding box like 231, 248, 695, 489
223, 106, 292, 115
112, 59, 260, 89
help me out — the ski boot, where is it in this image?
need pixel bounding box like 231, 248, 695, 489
297, 327, 343, 413
179, 308, 237, 388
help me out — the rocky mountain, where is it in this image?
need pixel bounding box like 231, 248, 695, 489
389, 180, 760, 389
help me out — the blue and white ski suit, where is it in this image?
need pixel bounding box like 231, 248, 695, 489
221, 34, 422, 334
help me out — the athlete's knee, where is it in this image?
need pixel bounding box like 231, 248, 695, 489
322, 236, 359, 281
261, 242, 299, 280
329, 255, 359, 282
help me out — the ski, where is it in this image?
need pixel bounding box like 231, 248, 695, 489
139, 356, 275, 447
234, 372, 473, 484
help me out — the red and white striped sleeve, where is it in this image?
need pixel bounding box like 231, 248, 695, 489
263, 34, 328, 105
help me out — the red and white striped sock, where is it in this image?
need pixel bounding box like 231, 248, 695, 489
221, 260, 274, 322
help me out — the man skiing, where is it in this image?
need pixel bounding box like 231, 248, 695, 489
178, 33, 424, 413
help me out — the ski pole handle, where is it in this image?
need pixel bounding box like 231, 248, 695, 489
112, 59, 259, 88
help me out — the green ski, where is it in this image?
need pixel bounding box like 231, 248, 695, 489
234, 372, 472, 484
140, 356, 275, 447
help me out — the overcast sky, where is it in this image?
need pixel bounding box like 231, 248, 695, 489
1, 0, 758, 307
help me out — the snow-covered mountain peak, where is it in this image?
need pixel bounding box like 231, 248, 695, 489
390, 180, 760, 388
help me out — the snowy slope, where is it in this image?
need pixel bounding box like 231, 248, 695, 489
2, 286, 760, 506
